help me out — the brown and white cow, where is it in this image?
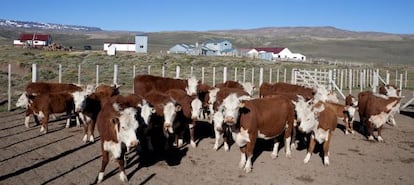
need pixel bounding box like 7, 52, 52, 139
378, 84, 401, 126
215, 80, 255, 96
165, 89, 203, 148
221, 94, 295, 173
296, 101, 338, 166
27, 91, 87, 133
96, 101, 141, 183
16, 82, 85, 128
209, 87, 251, 151
344, 94, 358, 134
358, 91, 401, 142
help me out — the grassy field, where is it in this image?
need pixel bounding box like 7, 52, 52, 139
0, 45, 413, 112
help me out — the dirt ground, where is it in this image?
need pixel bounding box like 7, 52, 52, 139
1, 93, 414, 185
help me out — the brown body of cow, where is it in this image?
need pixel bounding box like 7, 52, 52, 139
224, 95, 294, 173
215, 80, 244, 89
20, 82, 83, 128
259, 82, 315, 100
79, 84, 121, 143
28, 92, 76, 133
134, 74, 195, 96
358, 91, 400, 142
302, 101, 338, 166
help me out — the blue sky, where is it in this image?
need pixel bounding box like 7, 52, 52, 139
1, 0, 413, 34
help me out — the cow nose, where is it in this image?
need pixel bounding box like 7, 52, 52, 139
130, 140, 139, 148
224, 116, 234, 124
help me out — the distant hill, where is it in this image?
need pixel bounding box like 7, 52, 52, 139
0, 19, 101, 31
0, 19, 413, 64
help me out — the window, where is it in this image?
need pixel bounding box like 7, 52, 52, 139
140, 45, 144, 48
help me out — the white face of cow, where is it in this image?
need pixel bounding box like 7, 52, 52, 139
163, 102, 180, 133
298, 104, 324, 133
186, 76, 198, 96
385, 86, 399, 97
138, 100, 155, 125
208, 88, 220, 104
116, 107, 139, 149
72, 91, 88, 112
327, 91, 339, 103
241, 82, 255, 96
16, 92, 29, 108
191, 98, 203, 120
222, 93, 242, 125
313, 86, 329, 103
293, 96, 313, 123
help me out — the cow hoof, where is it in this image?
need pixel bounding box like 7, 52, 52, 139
271, 153, 278, 159
378, 136, 384, 142
190, 140, 196, 148
303, 153, 311, 164
238, 162, 245, 169
290, 143, 297, 150
119, 172, 128, 182
324, 156, 330, 166
213, 144, 219, 151
89, 136, 95, 142
368, 136, 375, 141
97, 172, 104, 183
345, 130, 350, 135
82, 135, 88, 143
224, 142, 229, 152
244, 166, 252, 173
351, 130, 355, 135
286, 152, 292, 159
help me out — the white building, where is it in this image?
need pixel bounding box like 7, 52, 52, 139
103, 43, 136, 52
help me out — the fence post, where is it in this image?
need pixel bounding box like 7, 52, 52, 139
399, 73, 403, 92
113, 64, 118, 85
223, 67, 227, 83
234, 67, 238, 81
96, 65, 99, 86
132, 65, 136, 93
190, 66, 194, 77
58, 64, 62, 83
277, 68, 279, 82
8, 64, 11, 111
243, 68, 246, 83
340, 69, 343, 91
32, 63, 37, 82
284, 68, 287, 83
395, 70, 398, 85
372, 71, 378, 93
213, 67, 216, 86
148, 65, 151, 75
78, 64, 81, 85
349, 69, 352, 94
360, 71, 364, 92
201, 67, 205, 84
162, 65, 165, 77
251, 67, 254, 84
176, 66, 180, 78
259, 67, 263, 86
405, 70, 407, 88
386, 70, 390, 84
269, 68, 272, 83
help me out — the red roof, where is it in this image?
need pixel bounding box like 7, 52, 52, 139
254, 47, 285, 54
18, 34, 51, 41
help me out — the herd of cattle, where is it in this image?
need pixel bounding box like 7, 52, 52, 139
14, 74, 402, 183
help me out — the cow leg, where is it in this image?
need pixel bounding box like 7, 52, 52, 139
243, 140, 255, 173
213, 127, 223, 151
189, 123, 196, 148
284, 122, 293, 158
239, 147, 247, 169
291, 122, 297, 150
271, 141, 279, 159
82, 120, 89, 143
24, 109, 32, 128
343, 116, 350, 135
366, 121, 375, 141
117, 157, 128, 182
323, 131, 332, 166
377, 126, 384, 142
97, 150, 109, 183
89, 121, 96, 142
304, 134, 316, 164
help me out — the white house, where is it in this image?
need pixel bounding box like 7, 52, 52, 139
103, 43, 136, 52
253, 47, 306, 61
13, 34, 52, 48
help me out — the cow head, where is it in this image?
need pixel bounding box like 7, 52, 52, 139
298, 103, 324, 133
163, 101, 181, 135
185, 76, 198, 96
16, 92, 29, 108
138, 99, 155, 126
384, 85, 400, 97
241, 82, 255, 96
327, 91, 339, 103
112, 105, 139, 150
313, 85, 329, 103
222, 93, 243, 125
191, 98, 203, 120
72, 91, 89, 113
292, 95, 313, 124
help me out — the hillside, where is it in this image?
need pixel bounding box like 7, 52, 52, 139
0, 19, 413, 64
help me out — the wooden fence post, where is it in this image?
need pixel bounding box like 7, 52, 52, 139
243, 68, 246, 83
78, 64, 81, 85
259, 67, 263, 86
269, 68, 272, 83
58, 64, 62, 83
349, 69, 352, 94
223, 67, 227, 83
96, 65, 99, 86
176, 66, 180, 78
132, 65, 136, 93
113, 64, 118, 85
148, 65, 151, 75
201, 67, 205, 84
32, 63, 37, 82
277, 68, 279, 82
251, 67, 255, 84
284, 68, 287, 83
213, 67, 216, 86
8, 64, 11, 111
162, 65, 165, 77
234, 67, 238, 81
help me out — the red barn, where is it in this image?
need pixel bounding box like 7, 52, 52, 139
13, 33, 52, 48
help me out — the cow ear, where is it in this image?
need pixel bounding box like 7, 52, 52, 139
239, 102, 245, 108
175, 105, 182, 112
151, 108, 156, 113
111, 117, 120, 125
